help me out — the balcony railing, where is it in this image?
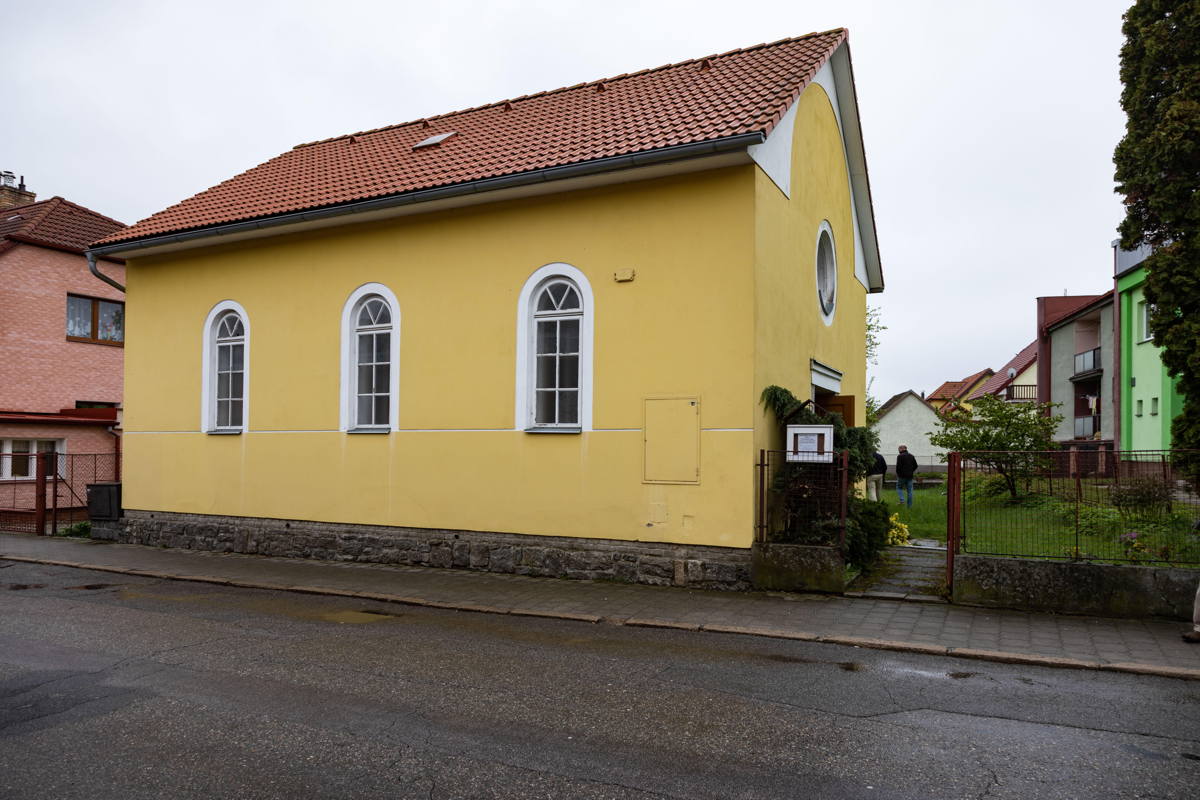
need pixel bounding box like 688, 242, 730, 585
1073, 347, 1101, 376
1004, 384, 1038, 402
1074, 414, 1101, 439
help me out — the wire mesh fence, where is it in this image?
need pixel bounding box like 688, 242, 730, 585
756, 449, 849, 546
950, 449, 1200, 565
0, 452, 118, 534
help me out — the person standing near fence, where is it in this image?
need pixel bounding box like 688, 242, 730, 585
866, 451, 886, 502
895, 445, 918, 508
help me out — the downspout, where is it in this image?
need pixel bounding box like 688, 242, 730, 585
106, 423, 121, 482
87, 251, 125, 293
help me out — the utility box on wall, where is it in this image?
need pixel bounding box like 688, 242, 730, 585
644, 397, 700, 483
785, 424, 834, 463
87, 482, 122, 521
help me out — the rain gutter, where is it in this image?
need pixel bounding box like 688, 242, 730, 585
87, 132, 766, 260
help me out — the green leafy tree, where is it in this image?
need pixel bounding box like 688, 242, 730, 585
927, 394, 1063, 499
1114, 1, 1200, 475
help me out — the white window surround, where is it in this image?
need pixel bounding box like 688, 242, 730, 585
339, 283, 401, 432
815, 221, 837, 326
0, 439, 66, 480
200, 300, 250, 433
515, 263, 594, 432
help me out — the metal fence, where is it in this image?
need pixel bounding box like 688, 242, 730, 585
947, 449, 1200, 566
0, 452, 118, 534
756, 449, 849, 547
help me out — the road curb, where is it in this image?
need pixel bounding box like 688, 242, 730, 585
5, 552, 1200, 681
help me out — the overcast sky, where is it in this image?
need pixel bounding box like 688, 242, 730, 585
8, 0, 1131, 403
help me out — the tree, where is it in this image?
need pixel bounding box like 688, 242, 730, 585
927, 394, 1063, 499
1114, 1, 1200, 473
864, 306, 886, 426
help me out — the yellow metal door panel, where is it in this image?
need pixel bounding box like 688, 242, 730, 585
644, 397, 699, 484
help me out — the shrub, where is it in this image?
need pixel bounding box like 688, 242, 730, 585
963, 473, 1009, 502
886, 513, 910, 546
1075, 505, 1123, 538
1110, 477, 1173, 517
55, 521, 91, 538
845, 496, 890, 570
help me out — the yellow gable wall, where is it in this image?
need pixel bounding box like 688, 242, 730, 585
753, 82, 867, 450
122, 168, 760, 547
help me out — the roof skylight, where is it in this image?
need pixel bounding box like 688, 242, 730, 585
413, 132, 457, 150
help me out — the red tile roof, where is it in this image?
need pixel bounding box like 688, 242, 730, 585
928, 368, 994, 401
1043, 291, 1113, 331
0, 197, 125, 254
96, 30, 848, 247
968, 340, 1037, 400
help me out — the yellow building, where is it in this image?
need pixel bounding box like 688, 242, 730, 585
88, 30, 884, 589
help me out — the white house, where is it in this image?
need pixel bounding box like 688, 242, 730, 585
873, 390, 946, 472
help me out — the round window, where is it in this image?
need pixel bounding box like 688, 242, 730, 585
816, 225, 836, 318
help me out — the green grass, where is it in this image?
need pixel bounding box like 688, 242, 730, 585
890, 486, 947, 541
884, 485, 1200, 566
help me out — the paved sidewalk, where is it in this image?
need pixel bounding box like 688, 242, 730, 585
3, 532, 1199, 680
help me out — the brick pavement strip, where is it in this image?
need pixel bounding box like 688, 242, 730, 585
3, 534, 1200, 680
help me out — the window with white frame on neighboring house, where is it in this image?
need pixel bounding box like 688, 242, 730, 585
1151, 397, 1159, 416
1136, 399, 1143, 417
0, 439, 64, 479
201, 302, 249, 433
67, 294, 124, 345
1139, 299, 1154, 342
340, 285, 400, 432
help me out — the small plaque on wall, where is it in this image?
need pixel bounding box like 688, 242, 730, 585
785, 424, 834, 463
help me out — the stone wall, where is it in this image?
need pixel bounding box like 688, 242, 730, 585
953, 554, 1198, 620
93, 510, 752, 590
750, 543, 844, 593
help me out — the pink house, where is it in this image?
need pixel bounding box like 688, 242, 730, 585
0, 176, 126, 522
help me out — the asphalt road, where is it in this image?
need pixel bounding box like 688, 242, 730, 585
2, 561, 1199, 800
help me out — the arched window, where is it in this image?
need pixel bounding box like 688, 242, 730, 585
201, 301, 249, 433
340, 284, 400, 432
516, 264, 594, 432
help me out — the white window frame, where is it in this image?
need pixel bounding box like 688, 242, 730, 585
0, 439, 66, 480
815, 221, 837, 326
340, 283, 400, 433
515, 263, 594, 432
1138, 300, 1153, 342
201, 300, 250, 433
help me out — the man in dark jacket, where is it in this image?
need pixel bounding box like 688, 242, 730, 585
895, 445, 918, 508
866, 451, 886, 501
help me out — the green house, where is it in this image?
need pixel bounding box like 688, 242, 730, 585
1114, 243, 1185, 451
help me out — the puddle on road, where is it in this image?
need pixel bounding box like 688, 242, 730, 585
6, 583, 45, 590
67, 584, 114, 591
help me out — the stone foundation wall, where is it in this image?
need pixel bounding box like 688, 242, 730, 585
750, 543, 844, 593
92, 511, 752, 590
953, 554, 1199, 620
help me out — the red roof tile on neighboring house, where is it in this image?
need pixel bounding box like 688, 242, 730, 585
929, 368, 994, 401
0, 197, 125, 254
969, 340, 1037, 400
96, 30, 848, 247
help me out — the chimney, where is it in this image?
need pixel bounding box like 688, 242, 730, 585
0, 173, 36, 210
